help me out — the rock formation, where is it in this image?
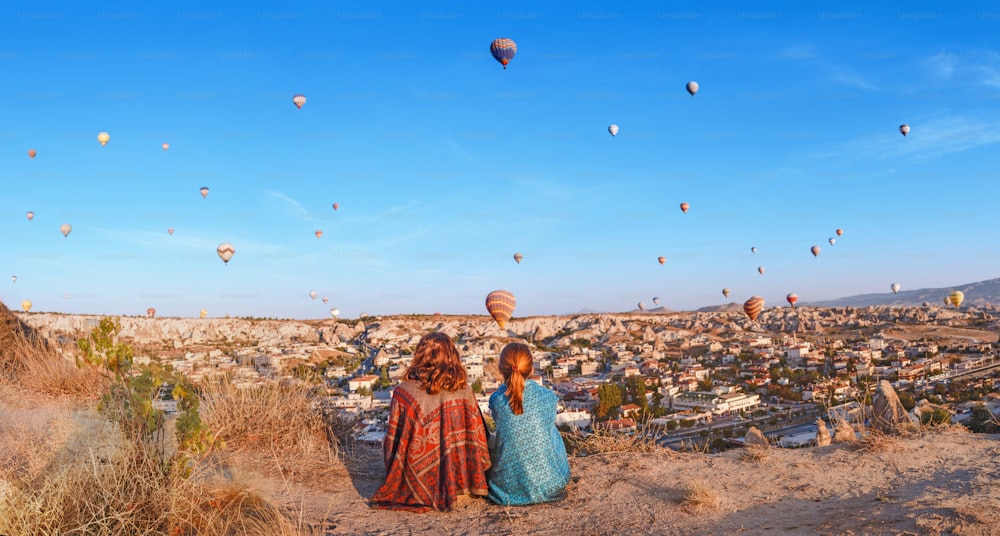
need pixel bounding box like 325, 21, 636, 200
870, 380, 917, 433
815, 418, 831, 447
833, 419, 858, 443
743, 426, 769, 447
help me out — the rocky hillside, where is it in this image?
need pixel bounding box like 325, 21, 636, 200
809, 277, 1000, 308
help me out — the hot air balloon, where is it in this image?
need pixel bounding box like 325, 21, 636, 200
722, 288, 731, 298
330, 308, 340, 318
943, 296, 951, 307
652, 297, 661, 306
757, 266, 765, 275
490, 38, 517, 69
657, 256, 666, 265
922, 302, 930, 307
200, 187, 210, 199
167, 228, 174, 235
216, 242, 235, 265
97, 132, 110, 147
322, 296, 329, 304
332, 203, 339, 211
309, 291, 317, 300
486, 290, 516, 329
891, 283, 901, 294
608, 124, 619, 137
829, 238, 836, 246
836, 228, 843, 237
786, 293, 798, 307
21, 300, 32, 313
751, 247, 758, 254
686, 81, 699, 96
899, 124, 910, 137
162, 143, 170, 151
293, 94, 306, 109
63, 293, 69, 299
26, 211, 34, 221
146, 307, 156, 318
200, 309, 208, 319
315, 230, 323, 239
949, 290, 964, 307
10, 276, 16, 283
637, 302, 646, 311
28, 149, 37, 159
60, 223, 72, 237
743, 296, 764, 321
514, 253, 523, 264
811, 245, 821, 257
679, 202, 690, 214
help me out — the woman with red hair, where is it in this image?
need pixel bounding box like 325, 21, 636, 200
487, 342, 570, 505
370, 332, 491, 512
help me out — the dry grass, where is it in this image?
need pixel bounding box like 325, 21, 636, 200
679, 480, 721, 514
562, 427, 664, 456
0, 329, 105, 398
198, 377, 340, 481
740, 444, 771, 463
856, 428, 900, 455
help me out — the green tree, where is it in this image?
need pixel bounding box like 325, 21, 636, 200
596, 383, 623, 419
471, 378, 483, 394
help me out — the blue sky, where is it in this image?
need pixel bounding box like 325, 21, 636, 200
2, 2, 1000, 319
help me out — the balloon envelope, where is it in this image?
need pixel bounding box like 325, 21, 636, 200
608, 124, 619, 136
514, 253, 523, 264
722, 288, 731, 298
200, 187, 209, 199
28, 149, 37, 159
743, 296, 764, 321
60, 223, 72, 237
309, 291, 317, 300
485, 290, 516, 329
490, 38, 517, 69
216, 242, 235, 264
146, 308, 156, 317
315, 230, 323, 239
679, 202, 690, 214
167, 228, 174, 235
162, 143, 170, 151
786, 293, 798, 307
751, 247, 757, 254
686, 81, 699, 96
811, 245, 821, 257
899, 124, 910, 136
657, 256, 666, 265
330, 308, 340, 318
97, 132, 110, 147
322, 296, 329, 304
332, 203, 339, 211
200, 309, 208, 319
829, 238, 836, 245
652, 297, 660, 305
293, 94, 306, 109
26, 212, 34, 221
21, 300, 31, 312
10, 276, 16, 283
949, 290, 964, 307
836, 228, 843, 237
758, 266, 765, 275
637, 302, 646, 311
891, 283, 901, 294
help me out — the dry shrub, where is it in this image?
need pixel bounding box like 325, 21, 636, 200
740, 444, 770, 463
0, 426, 311, 536
198, 377, 338, 479
0, 329, 105, 398
679, 480, 720, 513
856, 428, 900, 455
562, 427, 663, 456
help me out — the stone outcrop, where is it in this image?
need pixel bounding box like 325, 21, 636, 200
743, 426, 769, 447
870, 380, 917, 433
833, 419, 858, 443
815, 418, 831, 447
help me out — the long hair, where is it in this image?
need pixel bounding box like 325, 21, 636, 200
405, 332, 468, 394
499, 342, 534, 415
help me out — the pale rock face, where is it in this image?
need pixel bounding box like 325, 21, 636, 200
833, 420, 858, 443
743, 426, 769, 447
871, 380, 917, 433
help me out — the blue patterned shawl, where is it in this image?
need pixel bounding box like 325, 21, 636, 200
487, 380, 571, 506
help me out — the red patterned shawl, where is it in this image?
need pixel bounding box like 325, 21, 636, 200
370, 381, 491, 512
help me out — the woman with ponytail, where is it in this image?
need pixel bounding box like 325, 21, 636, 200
487, 342, 570, 505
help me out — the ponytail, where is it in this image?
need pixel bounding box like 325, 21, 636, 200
499, 342, 533, 415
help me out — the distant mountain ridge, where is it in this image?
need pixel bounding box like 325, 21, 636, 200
806, 277, 1000, 308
